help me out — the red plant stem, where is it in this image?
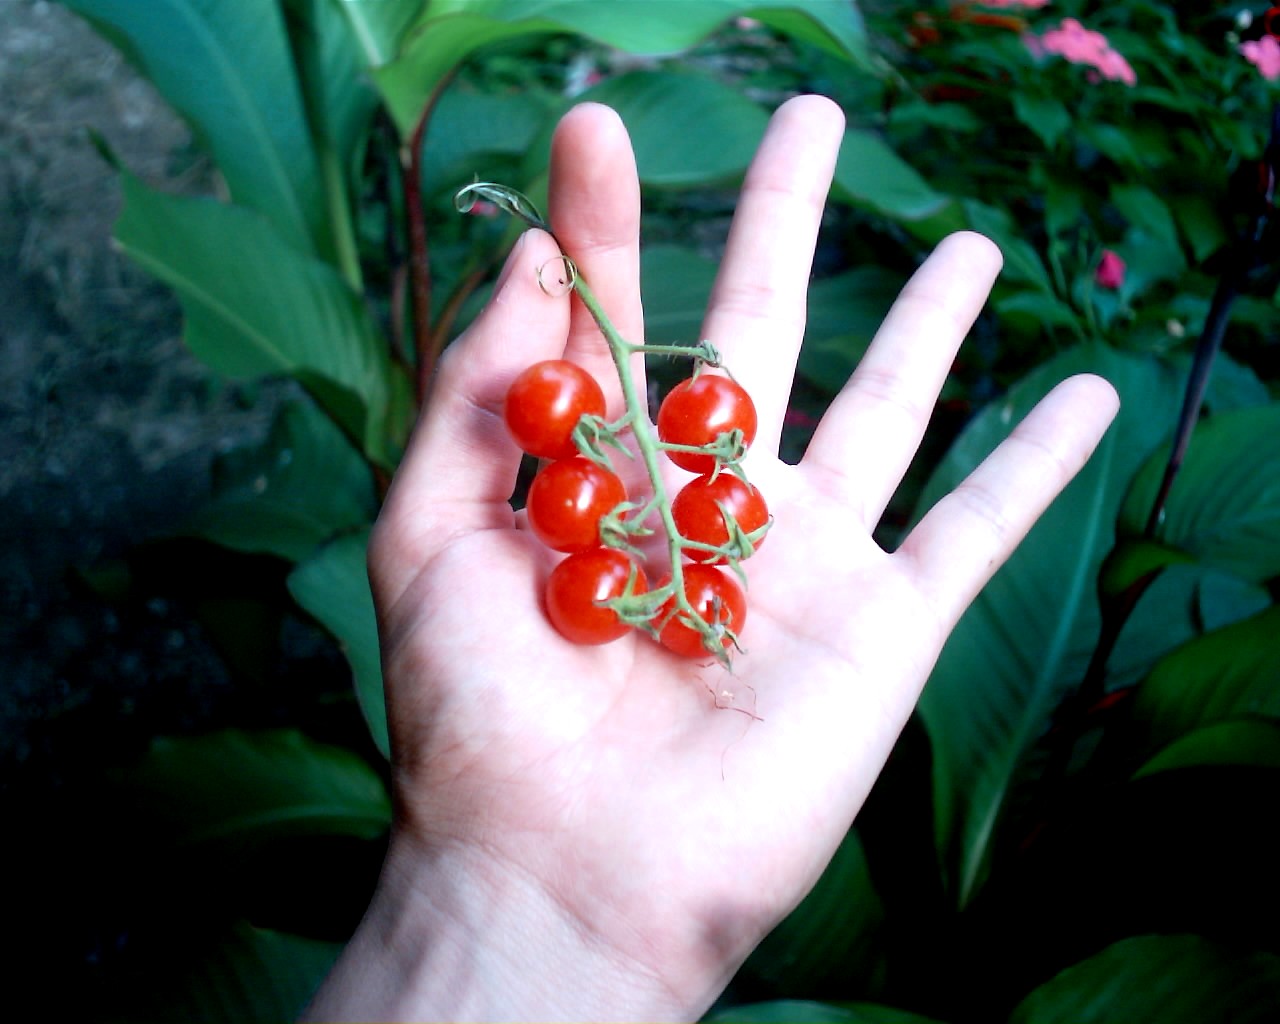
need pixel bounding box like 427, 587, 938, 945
403, 106, 432, 405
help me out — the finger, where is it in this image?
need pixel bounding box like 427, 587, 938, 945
548, 103, 643, 421
371, 229, 570, 607
698, 94, 845, 456
898, 373, 1120, 629
801, 232, 1002, 528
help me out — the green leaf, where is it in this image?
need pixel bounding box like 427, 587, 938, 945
111, 920, 342, 1024
1009, 934, 1280, 1024
1118, 402, 1280, 583
1110, 184, 1179, 248
706, 1001, 946, 1024
1012, 93, 1071, 149
641, 244, 719, 345
62, 0, 327, 257
1170, 193, 1228, 264
915, 344, 1185, 907
334, 0, 420, 68
737, 830, 886, 996
422, 87, 551, 201
288, 531, 389, 757
182, 400, 377, 562
1130, 604, 1280, 756
283, 0, 385, 270
1134, 719, 1280, 778
127, 729, 390, 851
995, 290, 1084, 333
962, 200, 1053, 291
114, 173, 398, 467
1098, 537, 1195, 595
375, 0, 870, 135
574, 71, 770, 187
798, 268, 906, 393
833, 129, 950, 221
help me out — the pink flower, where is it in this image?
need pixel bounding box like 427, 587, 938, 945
1095, 250, 1125, 289
1025, 17, 1137, 85
1241, 35, 1280, 81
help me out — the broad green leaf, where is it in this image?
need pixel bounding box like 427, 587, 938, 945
114, 173, 398, 468
1118, 402, 1280, 583
1110, 184, 1180, 248
375, 0, 870, 135
737, 830, 885, 997
639, 246, 903, 395
1012, 93, 1071, 149
707, 1001, 946, 1024
182, 400, 377, 562
915, 344, 1185, 907
128, 729, 390, 851
288, 530, 389, 757
62, 0, 327, 257
1009, 934, 1280, 1023
1130, 604, 1280, 755
833, 129, 950, 221
1098, 537, 1194, 595
1170, 193, 1228, 264
422, 87, 551, 201
1134, 719, 1280, 778
574, 71, 770, 187
108, 920, 342, 1024
336, 0, 421, 67
797, 268, 906, 393
283, 0, 385, 282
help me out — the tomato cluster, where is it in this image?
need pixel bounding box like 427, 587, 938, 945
504, 359, 768, 660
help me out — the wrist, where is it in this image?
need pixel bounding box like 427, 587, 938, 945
302, 830, 705, 1023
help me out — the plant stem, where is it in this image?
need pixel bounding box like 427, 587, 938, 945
320, 142, 363, 292
571, 277, 688, 585
403, 108, 432, 404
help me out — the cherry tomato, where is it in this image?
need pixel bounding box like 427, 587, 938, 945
545, 548, 647, 645
526, 458, 628, 553
671, 473, 769, 563
657, 374, 757, 473
657, 564, 747, 658
504, 360, 606, 460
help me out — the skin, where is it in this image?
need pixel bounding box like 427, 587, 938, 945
303, 96, 1119, 1023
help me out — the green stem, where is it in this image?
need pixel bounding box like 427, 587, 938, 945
571, 277, 690, 590
320, 143, 363, 291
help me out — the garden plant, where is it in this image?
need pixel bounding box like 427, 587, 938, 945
37, 0, 1280, 1019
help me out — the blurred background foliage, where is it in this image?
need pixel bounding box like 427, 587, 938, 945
10, 0, 1280, 1019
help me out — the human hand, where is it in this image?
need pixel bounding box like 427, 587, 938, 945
304, 97, 1118, 1023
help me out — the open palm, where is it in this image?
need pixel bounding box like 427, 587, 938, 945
308, 97, 1118, 1022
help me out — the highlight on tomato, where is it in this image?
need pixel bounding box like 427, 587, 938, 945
657, 373, 757, 473
545, 548, 647, 646
504, 359, 605, 460
526, 457, 628, 553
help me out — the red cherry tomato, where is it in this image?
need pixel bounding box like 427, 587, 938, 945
526, 458, 628, 553
657, 564, 747, 658
671, 473, 769, 563
657, 374, 757, 473
504, 360, 606, 460
545, 548, 647, 645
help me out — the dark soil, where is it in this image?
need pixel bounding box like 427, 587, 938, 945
1, 6, 381, 1010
